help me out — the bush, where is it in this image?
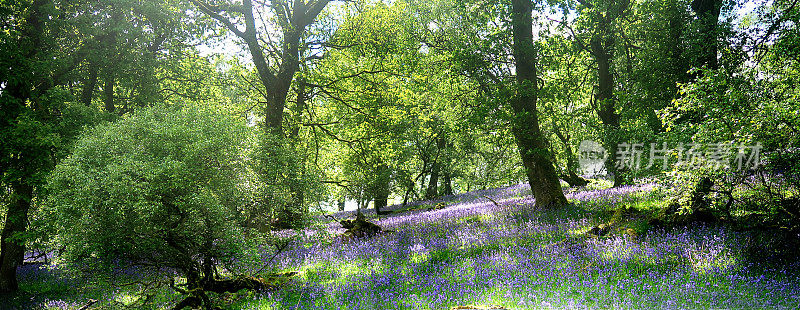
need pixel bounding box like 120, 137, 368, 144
248, 133, 323, 230
40, 105, 267, 308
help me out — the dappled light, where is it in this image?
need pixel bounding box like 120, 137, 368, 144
2, 0, 799, 308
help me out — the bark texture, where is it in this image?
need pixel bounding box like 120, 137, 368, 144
510, 0, 568, 208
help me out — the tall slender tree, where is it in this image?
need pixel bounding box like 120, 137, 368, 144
580, 0, 630, 186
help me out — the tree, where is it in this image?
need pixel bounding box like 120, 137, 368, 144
621, 0, 691, 133
652, 0, 800, 233
0, 0, 90, 292
538, 33, 595, 186
75, 0, 207, 113
690, 0, 723, 70
307, 1, 471, 211
409, 0, 566, 206
192, 0, 331, 136
191, 0, 335, 228
510, 0, 568, 207
567, 0, 631, 186
42, 105, 267, 309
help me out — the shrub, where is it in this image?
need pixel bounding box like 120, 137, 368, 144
40, 105, 267, 308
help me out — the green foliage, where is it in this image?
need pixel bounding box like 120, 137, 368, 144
249, 132, 324, 229
661, 63, 800, 227
40, 105, 261, 272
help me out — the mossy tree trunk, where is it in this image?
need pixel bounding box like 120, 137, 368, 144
510, 0, 568, 208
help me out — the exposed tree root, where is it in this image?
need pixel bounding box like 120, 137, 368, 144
340, 212, 383, 240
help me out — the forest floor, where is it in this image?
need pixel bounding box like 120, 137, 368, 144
7, 180, 800, 309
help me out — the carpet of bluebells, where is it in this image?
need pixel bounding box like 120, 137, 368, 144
10, 182, 800, 309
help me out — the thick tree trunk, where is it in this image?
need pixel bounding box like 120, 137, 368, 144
102, 10, 121, 113
263, 89, 289, 136
289, 79, 308, 139
416, 159, 429, 202
440, 137, 453, 196
374, 192, 389, 215
201, 0, 330, 137
193, 0, 331, 229
402, 182, 414, 206
0, 0, 47, 294
425, 162, 440, 200
0, 183, 33, 293
510, 0, 568, 208
425, 137, 447, 200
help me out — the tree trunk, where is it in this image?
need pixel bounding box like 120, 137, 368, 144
0, 0, 47, 294
195, 0, 330, 137
425, 162, 439, 200
691, 0, 721, 70
402, 181, 414, 206
416, 159, 429, 201
102, 10, 121, 113
289, 79, 308, 139
588, 2, 628, 187
172, 266, 280, 310
193, 0, 331, 229
374, 191, 389, 215
103, 71, 115, 113
80, 62, 99, 106
0, 183, 33, 293
552, 124, 587, 187
442, 170, 453, 196
440, 137, 453, 196
557, 132, 588, 187
425, 137, 447, 200
373, 164, 391, 215
510, 0, 568, 208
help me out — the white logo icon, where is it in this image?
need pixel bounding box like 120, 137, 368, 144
578, 140, 607, 176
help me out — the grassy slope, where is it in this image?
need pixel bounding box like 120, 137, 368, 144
234, 181, 799, 309
9, 181, 800, 309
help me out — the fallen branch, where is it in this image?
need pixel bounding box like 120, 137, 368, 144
77, 299, 98, 310
480, 195, 500, 207
340, 212, 383, 240
253, 240, 291, 275
323, 213, 339, 221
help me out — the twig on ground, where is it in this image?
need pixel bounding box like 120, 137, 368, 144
480, 195, 500, 207
77, 299, 98, 310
